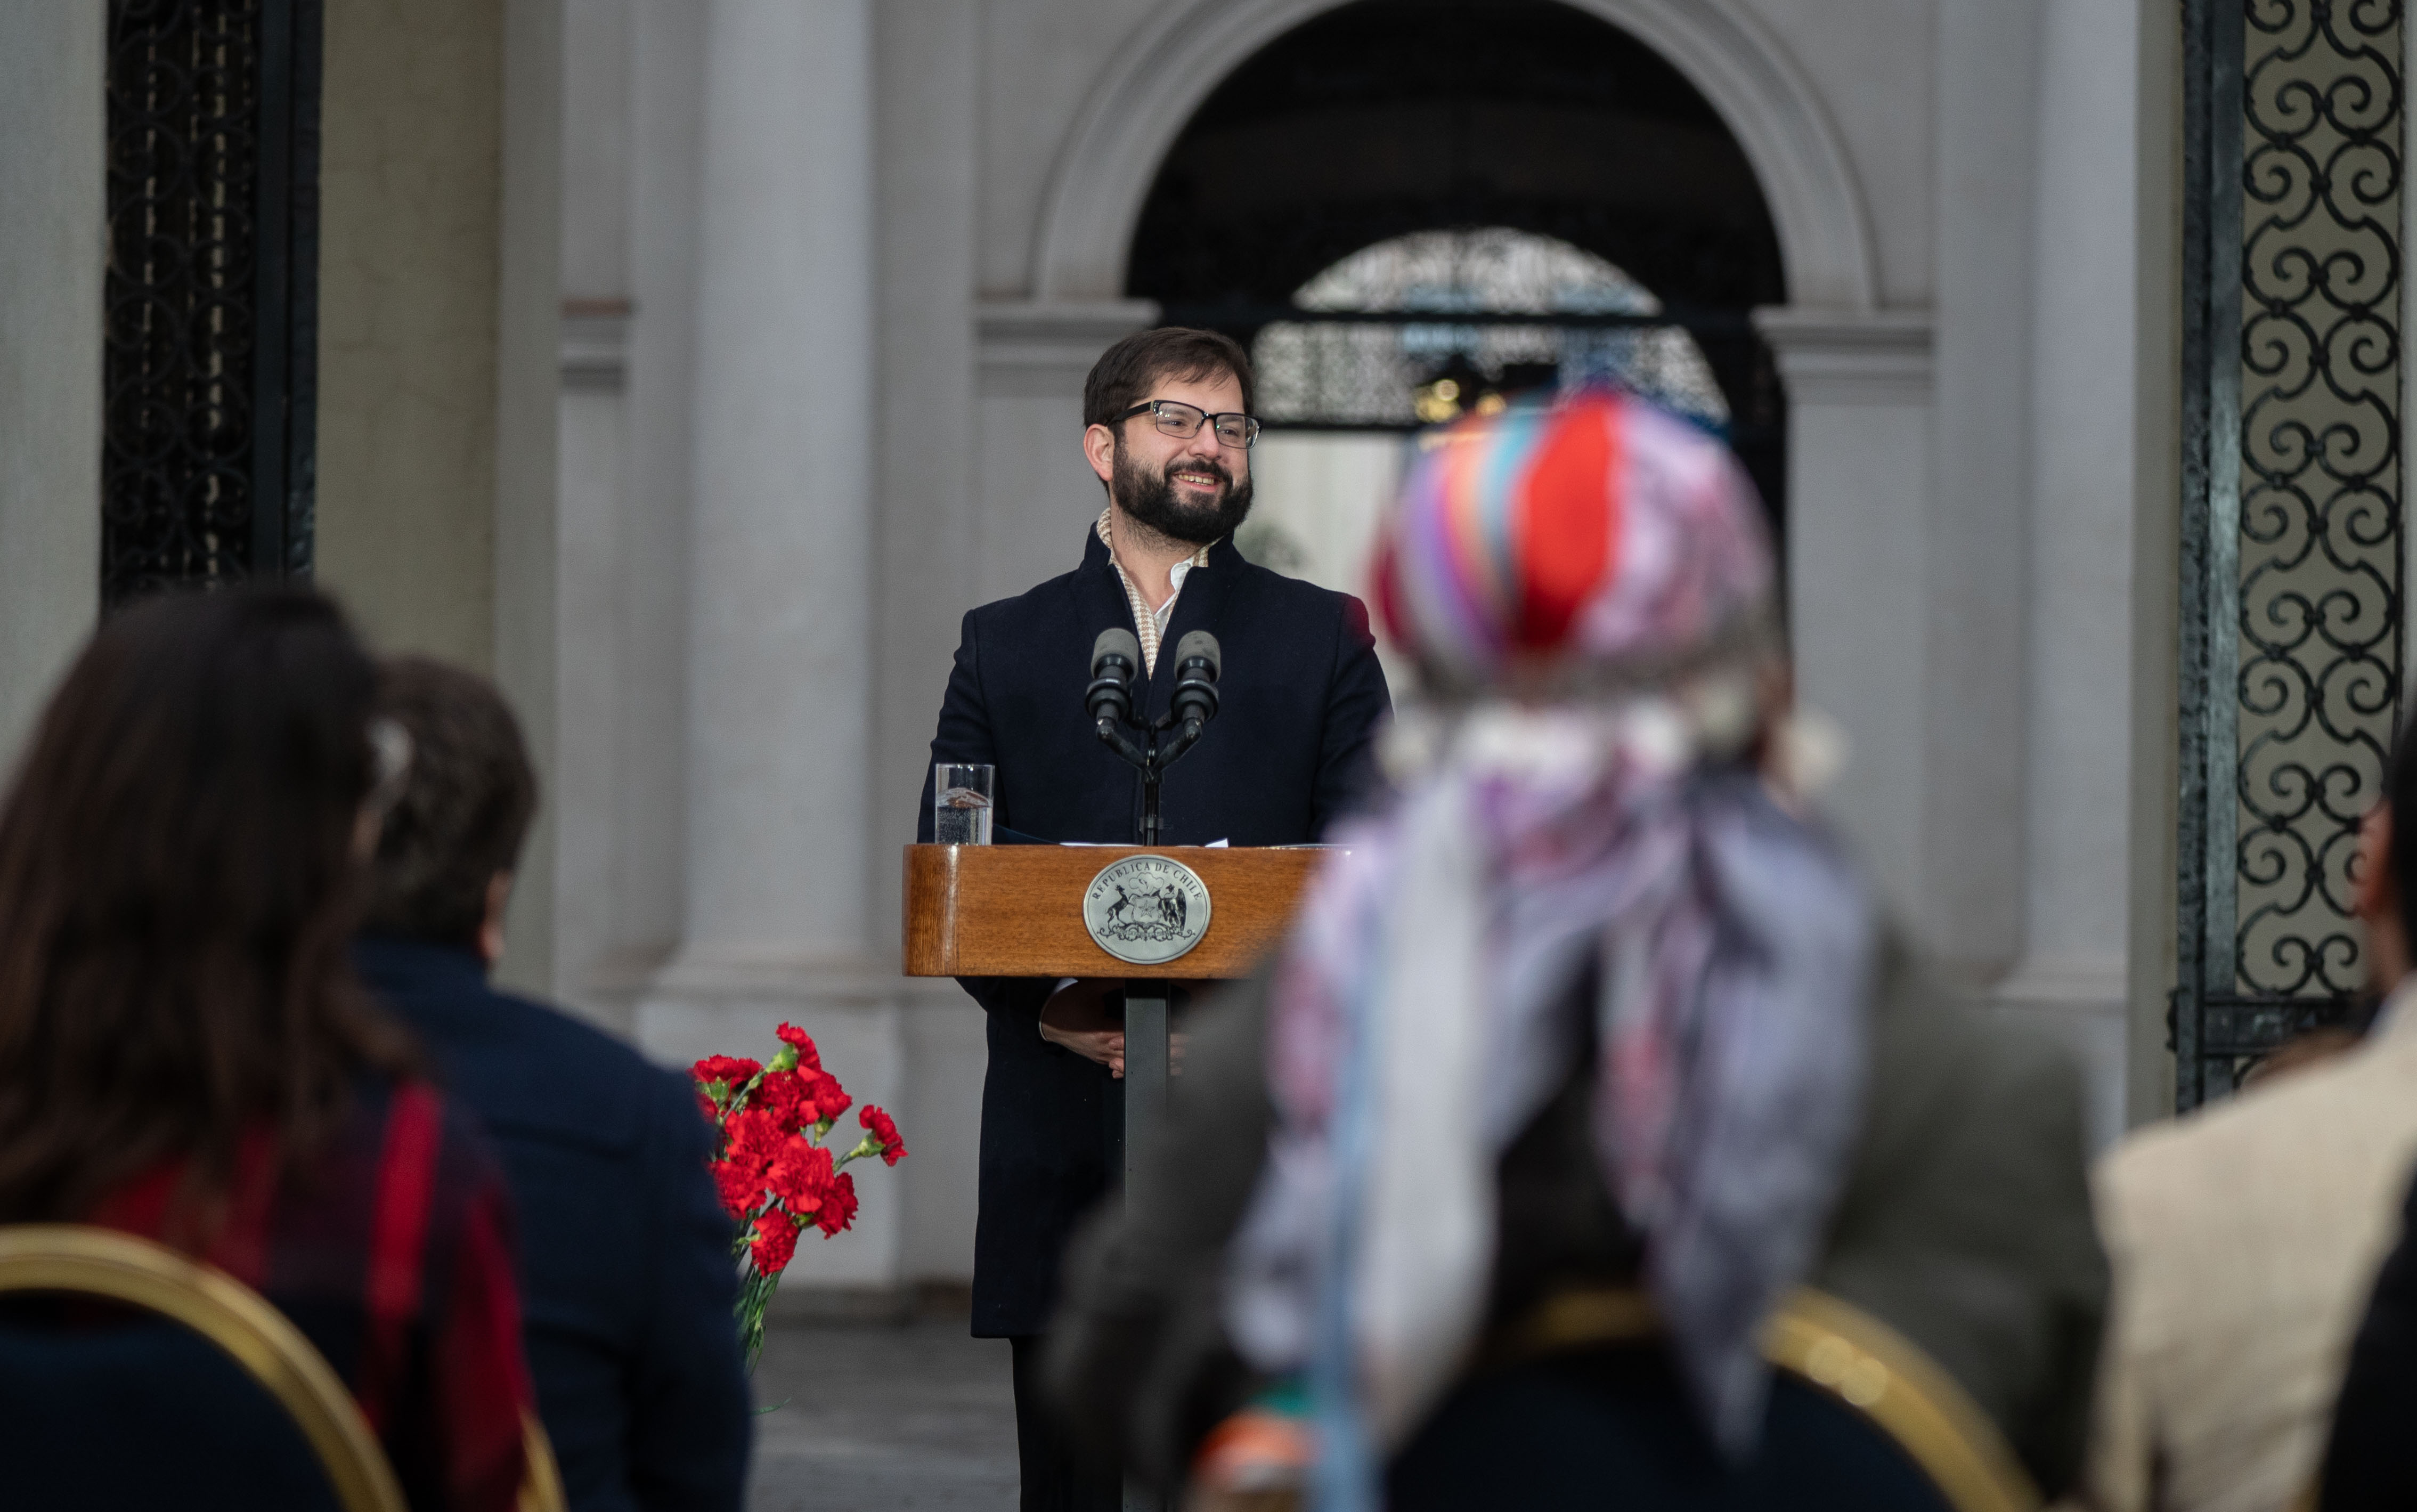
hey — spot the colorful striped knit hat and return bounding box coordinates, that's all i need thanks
[1371,388,1777,690]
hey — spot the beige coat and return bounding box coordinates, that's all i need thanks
[2086,987,2417,1512]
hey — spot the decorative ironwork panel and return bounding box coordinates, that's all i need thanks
[2178,0,2405,1107]
[103,0,322,603]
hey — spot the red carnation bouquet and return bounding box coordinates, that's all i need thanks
[695,1023,908,1367]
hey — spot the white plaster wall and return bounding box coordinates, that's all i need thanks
[553,356,630,1028]
[493,0,567,1001]
[973,303,1157,603]
[548,0,639,1028]
[315,0,506,673]
[606,0,705,992]
[0,3,102,774]
[1735,0,1936,305]
[875,0,992,1282]
[1758,312,1936,922]
[975,0,1155,297]
[1999,0,2147,1150]
[1925,0,2040,980]
[2124,0,2184,1127]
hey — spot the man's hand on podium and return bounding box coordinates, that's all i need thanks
[1038,978,1185,1080]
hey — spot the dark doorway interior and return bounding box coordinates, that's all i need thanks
[1126,0,1790,522]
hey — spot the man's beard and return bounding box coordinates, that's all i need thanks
[1112,439,1255,546]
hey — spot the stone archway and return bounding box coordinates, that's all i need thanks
[1029,0,1879,312]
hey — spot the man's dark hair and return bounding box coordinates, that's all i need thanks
[364,657,539,949]
[1081,326,1257,428]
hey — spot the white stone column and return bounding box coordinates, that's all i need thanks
[1928,0,2042,985]
[1754,308,1936,936]
[640,0,893,1288]
[1995,0,2149,1151]
[0,3,102,767]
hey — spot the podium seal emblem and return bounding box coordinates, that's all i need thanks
[1083,854,1212,966]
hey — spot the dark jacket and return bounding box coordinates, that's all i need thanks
[56,1076,531,1512]
[916,525,1391,1336]
[354,937,753,1512]
[2320,1162,2417,1510]
[1045,937,2109,1499]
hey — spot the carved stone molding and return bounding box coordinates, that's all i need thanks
[1031,0,1878,310]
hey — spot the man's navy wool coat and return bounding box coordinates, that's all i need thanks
[916,524,1390,1337]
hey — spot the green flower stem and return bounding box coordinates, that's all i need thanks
[734,1260,782,1376]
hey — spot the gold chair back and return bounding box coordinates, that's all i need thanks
[1503,1282,2042,1512]
[1763,1287,2043,1512]
[0,1223,409,1512]
[519,1411,569,1512]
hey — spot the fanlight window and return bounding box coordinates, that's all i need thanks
[1251,229,1729,428]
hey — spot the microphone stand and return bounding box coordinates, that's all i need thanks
[1086,640,1214,1512]
[1092,711,1209,847]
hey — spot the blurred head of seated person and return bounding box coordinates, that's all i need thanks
[355,656,752,1512]
[2084,727,2417,1512]
[0,588,531,1511]
[1045,390,2108,1510]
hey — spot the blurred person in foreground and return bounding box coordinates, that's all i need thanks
[1045,390,2107,1508]
[2319,1161,2417,1509]
[0,590,530,1509]
[2088,725,2417,1512]
[354,656,752,1512]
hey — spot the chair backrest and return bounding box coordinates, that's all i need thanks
[1764,1288,2042,1512]
[519,1411,568,1512]
[1470,1282,2041,1512]
[0,1223,408,1512]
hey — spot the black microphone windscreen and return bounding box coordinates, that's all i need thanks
[1092,627,1142,679]
[1173,630,1221,679]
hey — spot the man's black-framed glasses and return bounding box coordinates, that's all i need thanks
[1117,399,1261,450]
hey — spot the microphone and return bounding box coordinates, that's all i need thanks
[1087,628,1142,726]
[1169,630,1220,736]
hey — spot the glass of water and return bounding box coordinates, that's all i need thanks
[934,763,995,845]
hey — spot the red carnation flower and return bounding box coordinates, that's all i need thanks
[766,1137,835,1215]
[813,1170,859,1237]
[774,1023,823,1071]
[723,1107,784,1172]
[754,1069,825,1135]
[749,1210,800,1275]
[693,1054,761,1092]
[710,1157,765,1220]
[859,1105,908,1166]
[803,1068,850,1123]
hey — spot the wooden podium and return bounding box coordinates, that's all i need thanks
[904,843,1325,1512]
[901,842,1324,1181]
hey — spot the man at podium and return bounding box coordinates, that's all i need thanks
[915,326,1390,1509]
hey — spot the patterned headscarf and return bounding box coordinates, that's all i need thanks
[1223,391,1874,1509]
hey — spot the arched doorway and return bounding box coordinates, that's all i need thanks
[1122,0,1789,635]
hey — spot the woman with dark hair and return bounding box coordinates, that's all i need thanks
[0,588,532,1509]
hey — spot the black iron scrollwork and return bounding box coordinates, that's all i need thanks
[102,0,321,604]
[2180,0,2403,1107]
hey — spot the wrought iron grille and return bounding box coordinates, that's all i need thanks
[102,0,322,603]
[1162,298,1784,527]
[2176,0,2405,1108]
